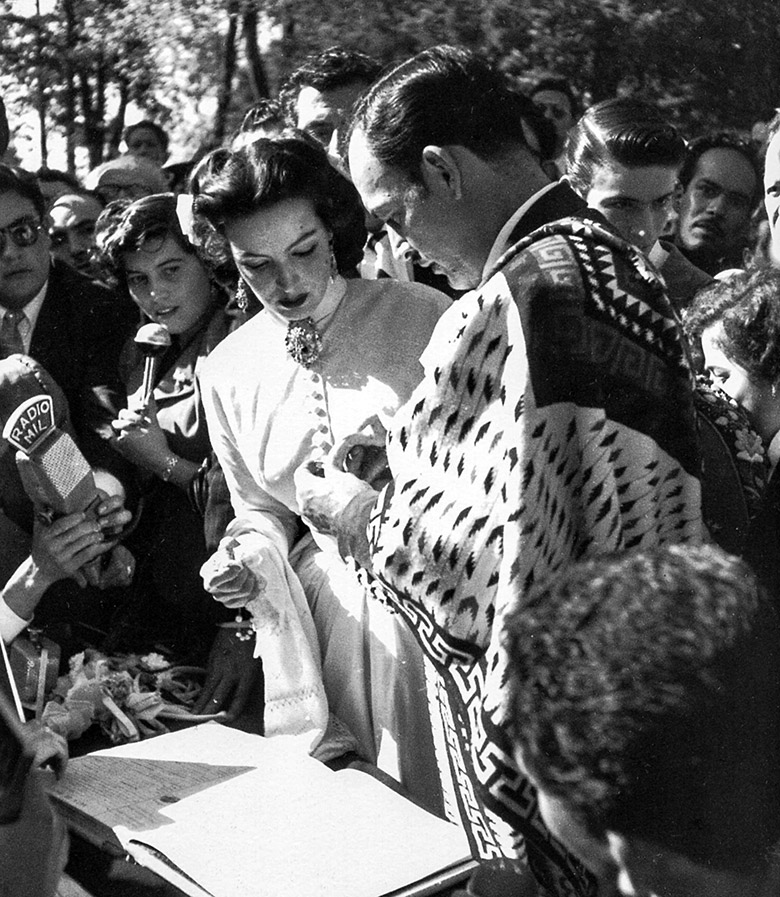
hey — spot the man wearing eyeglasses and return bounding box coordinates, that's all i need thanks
[0,165,137,630]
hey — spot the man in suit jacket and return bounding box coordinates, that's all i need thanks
[0,165,136,618]
[295,46,704,896]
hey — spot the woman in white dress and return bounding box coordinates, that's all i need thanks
[192,136,450,814]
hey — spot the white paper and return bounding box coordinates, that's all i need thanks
[92,723,469,897]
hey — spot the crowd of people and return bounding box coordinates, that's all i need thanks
[1,43,779,897]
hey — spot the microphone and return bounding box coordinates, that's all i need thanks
[134,322,171,405]
[2,393,100,524]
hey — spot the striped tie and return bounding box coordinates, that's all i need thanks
[0,309,25,359]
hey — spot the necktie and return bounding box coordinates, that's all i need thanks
[0,310,25,359]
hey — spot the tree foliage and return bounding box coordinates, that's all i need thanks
[0,0,776,173]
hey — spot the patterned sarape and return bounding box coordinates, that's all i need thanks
[362,217,705,896]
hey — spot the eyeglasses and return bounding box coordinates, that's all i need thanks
[0,218,43,254]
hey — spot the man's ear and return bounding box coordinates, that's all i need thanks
[421,145,462,200]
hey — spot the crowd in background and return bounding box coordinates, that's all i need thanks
[1,42,780,897]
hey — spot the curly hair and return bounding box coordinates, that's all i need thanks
[683,266,780,385]
[94,192,234,295]
[189,134,366,274]
[564,97,686,197]
[501,543,780,873]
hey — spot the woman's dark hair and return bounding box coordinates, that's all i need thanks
[564,97,686,197]
[95,192,233,292]
[683,267,780,385]
[190,134,366,274]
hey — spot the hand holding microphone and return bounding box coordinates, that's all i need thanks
[134,322,171,407]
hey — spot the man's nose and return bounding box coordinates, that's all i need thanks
[705,192,727,215]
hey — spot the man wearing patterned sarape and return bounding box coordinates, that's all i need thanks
[295,47,705,896]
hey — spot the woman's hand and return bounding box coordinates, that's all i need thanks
[23,721,68,779]
[193,626,262,722]
[31,510,113,589]
[200,538,260,608]
[111,397,171,474]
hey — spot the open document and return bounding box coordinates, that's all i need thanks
[48,723,473,897]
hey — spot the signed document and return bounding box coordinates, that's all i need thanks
[49,723,472,897]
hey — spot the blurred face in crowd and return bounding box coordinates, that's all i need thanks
[295,81,368,169]
[94,170,157,206]
[0,190,50,309]
[677,148,756,262]
[122,234,213,335]
[224,196,334,323]
[532,89,576,157]
[763,129,780,266]
[701,321,780,443]
[348,127,482,290]
[49,193,103,275]
[586,162,679,255]
[126,126,167,167]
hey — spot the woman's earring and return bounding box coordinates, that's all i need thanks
[329,237,338,282]
[235,278,248,312]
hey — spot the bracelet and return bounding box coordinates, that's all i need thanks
[160,453,180,482]
[218,612,254,641]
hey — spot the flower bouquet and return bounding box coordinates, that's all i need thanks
[41,649,207,744]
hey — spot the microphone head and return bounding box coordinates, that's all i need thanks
[2,394,56,455]
[2,393,99,519]
[134,322,171,356]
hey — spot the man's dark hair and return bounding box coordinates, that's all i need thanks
[565,97,686,197]
[530,76,580,119]
[123,119,170,156]
[502,543,780,874]
[679,131,763,206]
[35,167,81,192]
[350,45,529,182]
[279,46,382,125]
[0,165,47,219]
[236,99,284,137]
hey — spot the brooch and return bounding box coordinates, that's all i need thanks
[285,317,322,368]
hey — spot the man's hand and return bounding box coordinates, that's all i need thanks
[90,544,135,590]
[31,511,112,589]
[193,626,262,722]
